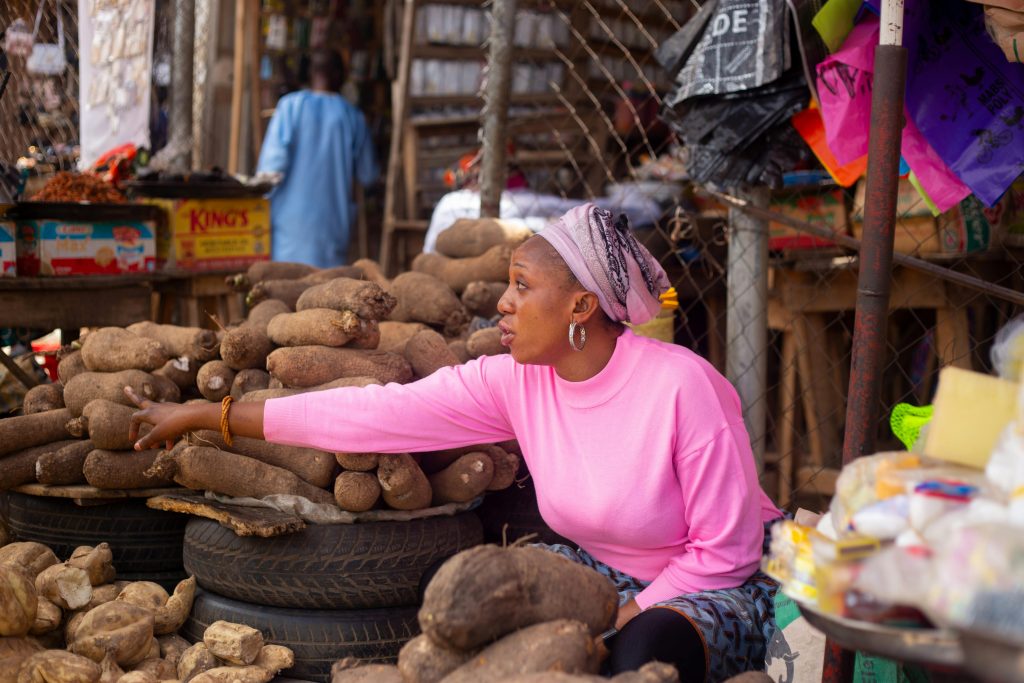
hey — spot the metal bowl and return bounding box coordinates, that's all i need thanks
[956,626,1024,683]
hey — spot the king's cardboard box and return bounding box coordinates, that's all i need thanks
[145,197,270,272]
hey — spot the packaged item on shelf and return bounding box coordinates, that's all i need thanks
[145,197,270,272]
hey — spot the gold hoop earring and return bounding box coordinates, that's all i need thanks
[569,320,586,351]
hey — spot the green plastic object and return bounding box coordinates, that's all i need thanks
[890,403,934,451]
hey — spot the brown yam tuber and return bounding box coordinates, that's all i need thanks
[466,327,507,358]
[117,670,156,683]
[64,371,178,417]
[129,659,175,681]
[396,634,473,683]
[83,450,173,490]
[377,454,432,510]
[404,330,460,379]
[196,362,236,402]
[58,352,88,385]
[153,357,201,393]
[23,384,64,415]
[484,445,520,491]
[238,375,381,402]
[295,278,397,321]
[434,218,532,259]
[81,329,169,373]
[0,440,80,490]
[447,340,471,364]
[97,654,123,683]
[155,577,195,635]
[0,637,44,683]
[202,621,263,666]
[17,650,102,683]
[187,430,335,488]
[0,410,76,458]
[245,280,313,310]
[352,258,389,288]
[189,666,272,683]
[113,583,166,613]
[333,472,381,512]
[72,602,154,667]
[164,446,335,505]
[267,309,365,347]
[501,662,681,683]
[64,613,86,649]
[29,598,61,636]
[460,281,508,319]
[412,245,513,295]
[440,619,600,683]
[428,453,493,505]
[377,322,430,354]
[0,544,59,578]
[334,453,379,471]
[67,545,115,587]
[266,346,412,387]
[126,323,219,363]
[176,643,217,683]
[252,645,293,675]
[388,272,470,337]
[229,262,316,291]
[82,583,126,611]
[75,400,139,450]
[219,328,273,372]
[419,545,618,651]
[345,319,381,350]
[330,663,402,683]
[156,635,190,667]
[229,369,271,401]
[0,564,37,637]
[34,564,91,611]
[300,265,365,284]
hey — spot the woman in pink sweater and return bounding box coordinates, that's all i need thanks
[130,203,782,681]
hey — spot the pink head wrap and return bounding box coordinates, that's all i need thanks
[538,203,671,325]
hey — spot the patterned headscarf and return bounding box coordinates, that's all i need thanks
[539,203,670,325]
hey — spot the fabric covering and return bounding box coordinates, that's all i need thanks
[538,203,671,325]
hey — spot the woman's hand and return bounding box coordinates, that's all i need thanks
[125,386,207,451]
[615,598,641,631]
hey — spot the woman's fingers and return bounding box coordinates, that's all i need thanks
[124,386,151,409]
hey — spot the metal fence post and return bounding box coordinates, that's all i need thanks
[168,0,196,171]
[479,0,516,219]
[727,186,770,474]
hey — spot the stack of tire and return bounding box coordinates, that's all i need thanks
[180,512,484,683]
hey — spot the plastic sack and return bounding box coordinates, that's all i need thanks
[25,0,66,76]
[990,313,1024,381]
[851,545,935,616]
[830,452,923,535]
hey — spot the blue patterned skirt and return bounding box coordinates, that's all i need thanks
[535,520,782,682]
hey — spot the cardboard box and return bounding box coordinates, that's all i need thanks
[0,221,15,277]
[147,197,270,272]
[769,188,849,250]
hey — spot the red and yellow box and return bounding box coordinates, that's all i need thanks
[769,188,849,250]
[0,221,15,277]
[147,197,270,272]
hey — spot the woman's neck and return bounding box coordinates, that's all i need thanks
[554,324,623,382]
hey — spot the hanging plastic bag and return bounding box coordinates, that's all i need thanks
[3,18,35,57]
[25,0,66,76]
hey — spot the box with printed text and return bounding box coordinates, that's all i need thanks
[146,197,270,272]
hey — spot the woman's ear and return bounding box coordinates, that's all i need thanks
[572,292,602,324]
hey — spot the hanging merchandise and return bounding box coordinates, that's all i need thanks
[3,18,35,58]
[26,0,67,76]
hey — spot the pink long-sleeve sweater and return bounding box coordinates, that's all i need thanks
[264,329,781,609]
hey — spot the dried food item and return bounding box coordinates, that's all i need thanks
[31,173,126,204]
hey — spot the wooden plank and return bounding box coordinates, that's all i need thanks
[795,466,839,497]
[228,0,248,173]
[777,267,949,313]
[0,348,38,389]
[0,287,152,329]
[935,303,972,370]
[147,493,306,537]
[777,331,798,508]
[14,484,183,499]
[793,313,842,470]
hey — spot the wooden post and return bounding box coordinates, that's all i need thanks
[228,0,247,174]
[479,0,517,217]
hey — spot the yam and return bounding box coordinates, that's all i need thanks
[229,370,271,401]
[404,330,460,379]
[296,278,397,322]
[412,245,513,294]
[155,577,195,635]
[175,644,217,683]
[75,400,140,450]
[333,472,381,512]
[388,273,469,337]
[352,258,389,288]
[447,340,471,364]
[0,544,59,578]
[266,346,412,387]
[0,410,76,458]
[126,323,219,363]
[499,662,680,683]
[417,450,466,476]
[64,371,179,417]
[64,613,87,649]
[189,667,271,683]
[419,545,618,650]
[228,262,316,291]
[0,440,80,490]
[245,280,313,310]
[83,450,173,490]
[114,583,166,614]
[98,653,124,683]
[164,446,335,505]
[34,564,91,611]
[81,329,169,373]
[0,564,37,636]
[202,621,262,665]
[17,650,101,683]
[129,659,175,681]
[299,265,365,284]
[82,583,126,611]
[23,384,64,415]
[155,636,189,667]
[434,218,532,259]
[466,327,507,358]
[0,638,44,683]
[28,599,60,637]
[187,430,335,488]
[346,319,380,350]
[267,309,364,347]
[427,453,493,505]
[237,375,382,402]
[460,281,507,319]
[35,440,93,485]
[334,453,379,472]
[396,634,473,683]
[219,328,273,372]
[439,620,599,683]
[67,545,115,587]
[252,645,293,676]
[377,455,432,510]
[377,322,429,354]
[484,445,520,491]
[330,663,401,683]
[196,362,235,402]
[116,671,156,683]
[242,300,291,335]
[72,602,154,667]
[153,357,201,393]
[57,352,88,385]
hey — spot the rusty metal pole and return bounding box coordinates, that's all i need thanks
[479,0,516,218]
[825,2,908,682]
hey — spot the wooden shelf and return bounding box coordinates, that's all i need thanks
[409,92,565,106]
[411,43,566,61]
